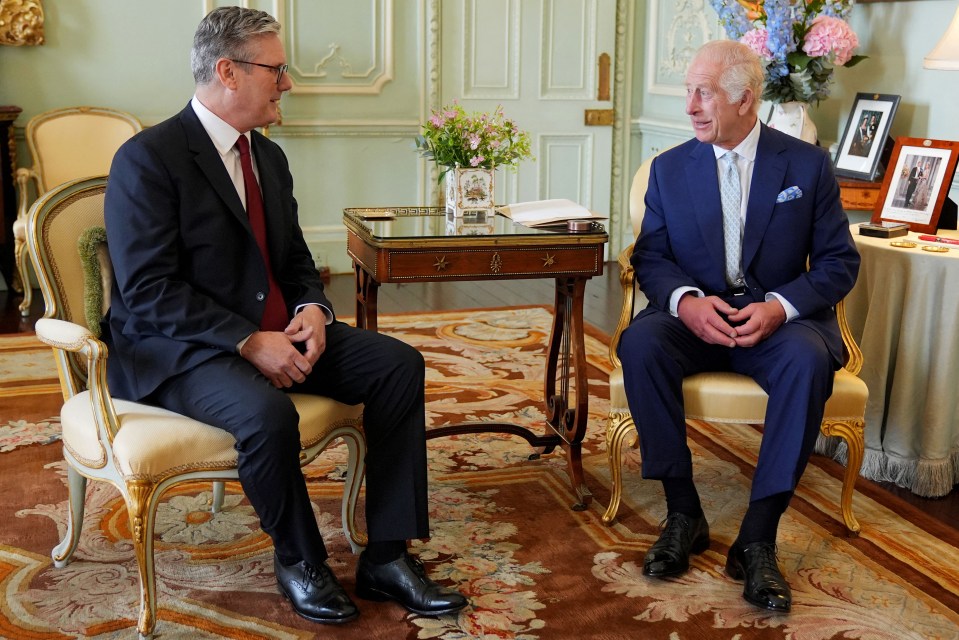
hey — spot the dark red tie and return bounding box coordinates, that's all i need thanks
[235,135,288,331]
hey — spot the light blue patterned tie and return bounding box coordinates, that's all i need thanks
[720,151,743,286]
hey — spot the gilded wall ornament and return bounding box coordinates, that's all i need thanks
[0,0,44,46]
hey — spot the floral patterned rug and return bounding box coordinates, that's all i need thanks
[1,307,957,639]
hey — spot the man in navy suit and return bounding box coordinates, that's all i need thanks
[103,6,466,625]
[618,40,859,612]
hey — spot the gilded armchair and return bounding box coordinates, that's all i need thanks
[14,106,142,316]
[26,175,368,639]
[603,156,867,535]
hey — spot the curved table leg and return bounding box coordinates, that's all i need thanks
[544,276,593,509]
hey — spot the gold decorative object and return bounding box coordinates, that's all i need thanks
[922,245,949,252]
[490,252,502,273]
[890,241,917,248]
[542,253,556,267]
[433,255,449,271]
[0,0,44,46]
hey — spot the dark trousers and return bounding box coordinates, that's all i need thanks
[617,307,835,502]
[151,321,429,567]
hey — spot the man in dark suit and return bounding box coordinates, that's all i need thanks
[103,6,467,625]
[617,41,859,612]
[904,163,922,207]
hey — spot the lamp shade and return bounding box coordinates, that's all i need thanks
[924,4,959,70]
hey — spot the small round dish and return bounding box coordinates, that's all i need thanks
[889,241,916,248]
[921,245,949,253]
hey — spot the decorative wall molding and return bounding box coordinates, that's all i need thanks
[646,0,714,97]
[0,0,44,46]
[538,134,593,203]
[463,0,520,100]
[278,0,395,95]
[264,123,419,137]
[540,0,597,100]
[608,0,633,256]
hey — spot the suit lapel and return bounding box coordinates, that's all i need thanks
[685,143,726,273]
[181,104,251,231]
[742,125,787,272]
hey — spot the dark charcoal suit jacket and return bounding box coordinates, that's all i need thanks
[103,102,332,401]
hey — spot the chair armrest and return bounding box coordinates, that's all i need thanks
[35,317,95,348]
[609,243,635,369]
[835,299,862,376]
[15,167,40,222]
[35,318,121,442]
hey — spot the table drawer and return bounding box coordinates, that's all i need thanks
[386,246,602,280]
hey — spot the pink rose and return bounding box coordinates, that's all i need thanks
[740,28,772,59]
[803,15,859,66]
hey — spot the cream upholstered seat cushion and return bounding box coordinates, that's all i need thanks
[62,392,365,480]
[682,369,868,424]
[609,368,868,425]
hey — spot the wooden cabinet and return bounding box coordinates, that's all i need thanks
[0,106,22,289]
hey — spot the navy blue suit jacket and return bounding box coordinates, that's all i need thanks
[632,124,860,365]
[103,102,332,401]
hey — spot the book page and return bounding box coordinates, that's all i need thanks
[495,199,607,227]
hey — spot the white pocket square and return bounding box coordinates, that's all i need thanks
[776,186,803,203]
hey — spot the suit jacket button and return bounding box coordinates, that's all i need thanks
[256,292,266,301]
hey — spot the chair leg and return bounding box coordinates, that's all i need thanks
[14,237,32,317]
[820,418,864,536]
[602,412,638,526]
[125,479,160,640]
[211,481,225,513]
[340,426,368,553]
[52,465,87,568]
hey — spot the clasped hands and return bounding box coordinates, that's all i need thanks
[677,293,785,348]
[239,304,328,388]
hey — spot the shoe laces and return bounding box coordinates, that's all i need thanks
[749,543,781,575]
[659,514,692,541]
[303,562,330,587]
[405,552,429,581]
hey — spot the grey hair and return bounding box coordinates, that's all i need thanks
[695,40,765,115]
[191,6,281,85]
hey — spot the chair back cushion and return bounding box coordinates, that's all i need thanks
[27,107,141,192]
[27,176,109,390]
[628,156,655,239]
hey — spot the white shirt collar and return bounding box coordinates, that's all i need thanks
[713,118,761,162]
[190,95,248,156]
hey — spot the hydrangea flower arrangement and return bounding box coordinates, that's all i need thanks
[709,0,866,104]
[415,101,533,179]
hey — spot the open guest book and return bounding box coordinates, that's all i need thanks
[495,198,607,228]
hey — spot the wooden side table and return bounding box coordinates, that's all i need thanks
[839,178,881,212]
[343,207,608,508]
[0,106,22,290]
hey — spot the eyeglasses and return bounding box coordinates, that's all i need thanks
[229,59,289,84]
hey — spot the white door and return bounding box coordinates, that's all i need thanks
[439,0,617,217]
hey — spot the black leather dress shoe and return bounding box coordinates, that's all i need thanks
[725,541,792,612]
[643,512,710,577]
[355,551,469,616]
[274,555,359,624]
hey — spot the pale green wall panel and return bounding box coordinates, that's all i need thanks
[0,0,201,123]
